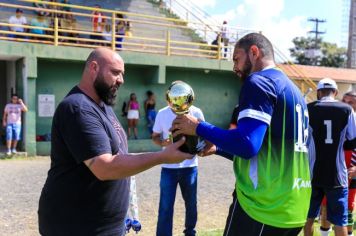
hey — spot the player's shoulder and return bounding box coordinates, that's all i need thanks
[58,86,97,114]
[308,100,353,115]
[246,69,280,92]
[315,99,351,110]
[332,101,353,111]
[307,101,318,109]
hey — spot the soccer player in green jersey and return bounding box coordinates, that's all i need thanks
[172,33,311,236]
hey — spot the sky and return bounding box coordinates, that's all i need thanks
[188,0,347,60]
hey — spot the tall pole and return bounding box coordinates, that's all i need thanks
[308,18,326,65]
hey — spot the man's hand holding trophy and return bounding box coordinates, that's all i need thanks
[166,81,206,155]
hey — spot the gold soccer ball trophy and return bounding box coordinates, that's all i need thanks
[166,81,205,154]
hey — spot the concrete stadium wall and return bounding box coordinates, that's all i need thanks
[0,61,6,145]
[0,61,6,112]
[0,41,238,156]
[35,60,239,140]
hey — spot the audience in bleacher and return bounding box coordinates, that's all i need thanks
[125,21,132,38]
[91,4,105,45]
[4,1,129,47]
[103,24,113,44]
[47,0,59,18]
[60,0,71,12]
[116,13,126,49]
[59,12,78,43]
[8,8,27,38]
[33,0,50,17]
[30,12,49,40]
[3,1,132,47]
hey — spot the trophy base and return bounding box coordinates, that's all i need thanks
[173,134,199,155]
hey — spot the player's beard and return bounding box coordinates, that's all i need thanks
[94,73,118,106]
[236,57,252,81]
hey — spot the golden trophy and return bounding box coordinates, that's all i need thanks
[166,81,205,154]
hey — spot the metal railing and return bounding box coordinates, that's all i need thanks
[0,0,316,95]
[0,0,243,59]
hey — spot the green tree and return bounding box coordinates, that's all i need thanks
[320,41,347,67]
[289,37,346,68]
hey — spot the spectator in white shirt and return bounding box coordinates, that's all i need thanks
[8,9,27,38]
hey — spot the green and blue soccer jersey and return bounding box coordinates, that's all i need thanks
[234,68,311,228]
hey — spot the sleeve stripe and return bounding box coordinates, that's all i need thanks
[238,109,271,125]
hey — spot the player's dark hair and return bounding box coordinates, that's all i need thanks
[318,88,336,97]
[235,33,275,60]
[11,93,18,98]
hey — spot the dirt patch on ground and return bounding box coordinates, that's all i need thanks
[0,155,235,236]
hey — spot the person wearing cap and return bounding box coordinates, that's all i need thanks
[304,78,356,236]
[318,90,356,236]
[8,9,27,38]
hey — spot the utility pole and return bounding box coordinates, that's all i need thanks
[308,18,326,48]
[308,18,326,65]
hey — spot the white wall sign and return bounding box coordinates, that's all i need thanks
[38,94,55,117]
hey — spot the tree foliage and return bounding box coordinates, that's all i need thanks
[289,37,346,68]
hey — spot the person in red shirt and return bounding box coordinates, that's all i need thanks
[91,4,105,44]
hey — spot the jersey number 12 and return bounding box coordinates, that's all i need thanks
[295,104,309,152]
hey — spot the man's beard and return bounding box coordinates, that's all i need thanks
[237,58,252,81]
[94,73,118,106]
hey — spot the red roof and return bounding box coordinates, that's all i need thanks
[277,64,356,83]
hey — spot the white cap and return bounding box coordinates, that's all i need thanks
[317,78,338,91]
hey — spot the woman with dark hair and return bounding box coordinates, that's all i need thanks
[127,93,139,139]
[144,90,156,134]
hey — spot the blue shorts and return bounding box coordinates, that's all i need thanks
[6,123,21,141]
[307,186,348,226]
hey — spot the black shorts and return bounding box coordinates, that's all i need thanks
[223,191,302,236]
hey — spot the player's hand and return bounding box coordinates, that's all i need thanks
[198,140,216,157]
[348,166,356,179]
[160,138,172,147]
[160,137,194,163]
[171,114,200,137]
[18,98,23,104]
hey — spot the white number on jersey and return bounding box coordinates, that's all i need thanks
[295,104,309,152]
[324,120,333,144]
